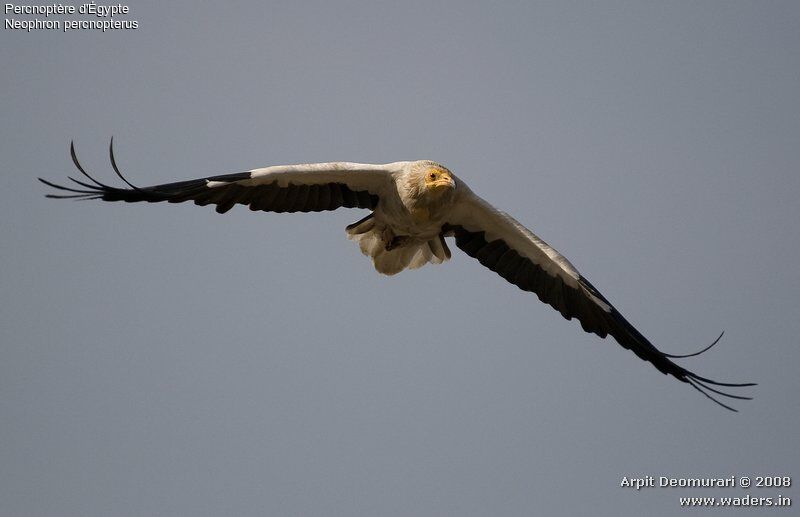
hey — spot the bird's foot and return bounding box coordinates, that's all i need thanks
[385,235,410,251]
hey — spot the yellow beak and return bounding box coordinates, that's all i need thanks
[430,176,455,190]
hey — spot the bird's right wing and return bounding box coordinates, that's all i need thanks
[40,141,402,214]
[443,187,755,410]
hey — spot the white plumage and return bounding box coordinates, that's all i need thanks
[40,141,755,411]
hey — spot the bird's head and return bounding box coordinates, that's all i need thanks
[400,161,457,208]
[423,164,455,193]
[417,162,455,198]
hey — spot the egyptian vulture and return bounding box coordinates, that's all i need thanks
[40,141,754,411]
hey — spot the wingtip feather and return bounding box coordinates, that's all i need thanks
[108,137,140,191]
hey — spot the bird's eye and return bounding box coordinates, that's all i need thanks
[429,173,437,180]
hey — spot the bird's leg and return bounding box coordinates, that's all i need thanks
[383,227,411,251]
[386,236,412,251]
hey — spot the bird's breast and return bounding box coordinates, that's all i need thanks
[375,192,451,239]
[410,206,431,224]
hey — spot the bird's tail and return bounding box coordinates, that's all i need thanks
[345,215,450,275]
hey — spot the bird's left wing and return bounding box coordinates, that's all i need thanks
[40,141,400,214]
[443,187,754,410]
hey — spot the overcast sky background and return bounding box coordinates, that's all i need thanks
[2,1,799,515]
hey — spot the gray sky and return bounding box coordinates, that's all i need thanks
[2,1,798,515]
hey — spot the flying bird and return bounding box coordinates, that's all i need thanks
[40,141,755,410]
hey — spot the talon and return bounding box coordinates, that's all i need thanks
[385,235,409,251]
